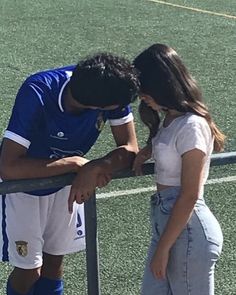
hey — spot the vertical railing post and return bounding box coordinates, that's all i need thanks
[84,192,100,295]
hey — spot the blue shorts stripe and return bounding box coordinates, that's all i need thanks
[1,195,9,261]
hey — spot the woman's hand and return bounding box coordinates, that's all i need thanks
[132,145,152,175]
[150,246,170,280]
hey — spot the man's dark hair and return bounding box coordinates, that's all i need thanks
[69,53,140,107]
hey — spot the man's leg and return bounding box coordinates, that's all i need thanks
[7,267,40,295]
[4,193,44,295]
[33,187,86,295]
[34,253,64,295]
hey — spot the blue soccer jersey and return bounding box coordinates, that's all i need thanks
[4,65,133,195]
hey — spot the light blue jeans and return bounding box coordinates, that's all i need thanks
[141,187,223,295]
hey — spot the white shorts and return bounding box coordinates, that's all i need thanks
[0,186,85,269]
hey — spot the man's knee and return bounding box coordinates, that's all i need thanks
[41,253,64,279]
[8,267,41,294]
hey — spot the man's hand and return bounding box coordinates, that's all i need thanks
[68,161,112,213]
[67,121,138,212]
[69,156,90,171]
[132,145,152,175]
[96,173,112,188]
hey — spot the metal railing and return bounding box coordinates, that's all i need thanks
[0,151,236,294]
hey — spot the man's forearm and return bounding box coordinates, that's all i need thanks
[91,145,138,175]
[0,156,88,180]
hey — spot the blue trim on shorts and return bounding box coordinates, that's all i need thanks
[1,195,9,261]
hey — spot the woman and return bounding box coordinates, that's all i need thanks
[133,44,225,295]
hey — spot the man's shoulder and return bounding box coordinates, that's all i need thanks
[18,65,76,100]
[14,65,76,107]
[26,65,75,83]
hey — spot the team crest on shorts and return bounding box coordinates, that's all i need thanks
[96,112,105,131]
[15,241,28,257]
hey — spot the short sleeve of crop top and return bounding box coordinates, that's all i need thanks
[175,118,212,156]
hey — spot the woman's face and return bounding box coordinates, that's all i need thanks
[140,94,163,112]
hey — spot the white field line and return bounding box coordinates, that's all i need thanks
[97,175,236,200]
[148,0,236,20]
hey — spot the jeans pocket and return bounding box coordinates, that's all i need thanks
[150,194,158,220]
[160,195,177,214]
[150,194,160,235]
[194,205,223,247]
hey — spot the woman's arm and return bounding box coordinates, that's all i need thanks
[132,144,152,175]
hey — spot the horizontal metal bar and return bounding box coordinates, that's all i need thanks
[0,152,236,195]
[210,151,236,166]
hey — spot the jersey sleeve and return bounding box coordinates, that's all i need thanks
[107,105,133,126]
[176,120,212,156]
[4,80,44,148]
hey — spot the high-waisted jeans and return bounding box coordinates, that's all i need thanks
[141,187,223,295]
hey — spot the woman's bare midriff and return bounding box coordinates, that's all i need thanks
[156,183,175,192]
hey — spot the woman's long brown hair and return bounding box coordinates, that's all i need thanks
[134,44,225,152]
[138,100,161,144]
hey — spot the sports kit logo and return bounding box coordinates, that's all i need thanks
[49,148,84,159]
[50,132,68,140]
[76,212,83,236]
[15,241,28,257]
[74,212,85,240]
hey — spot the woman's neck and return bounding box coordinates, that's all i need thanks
[163,110,185,127]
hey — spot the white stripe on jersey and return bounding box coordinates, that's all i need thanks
[109,112,134,126]
[4,130,30,148]
[58,78,71,112]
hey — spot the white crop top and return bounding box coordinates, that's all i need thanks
[152,113,214,186]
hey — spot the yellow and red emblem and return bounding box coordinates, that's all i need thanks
[15,241,28,257]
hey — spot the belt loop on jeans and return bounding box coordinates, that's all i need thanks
[151,192,160,206]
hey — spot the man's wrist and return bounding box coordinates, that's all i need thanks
[87,158,112,174]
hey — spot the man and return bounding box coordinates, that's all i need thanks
[0,53,139,295]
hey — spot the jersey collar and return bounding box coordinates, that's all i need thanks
[58,71,72,112]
